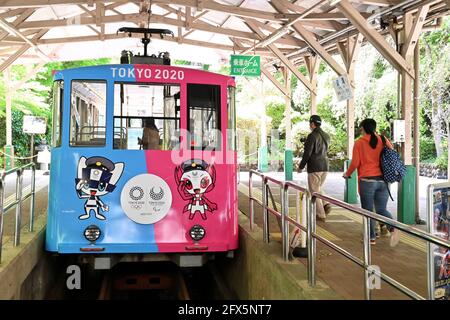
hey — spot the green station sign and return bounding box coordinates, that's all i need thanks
[230,55,260,77]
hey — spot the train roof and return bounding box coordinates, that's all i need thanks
[53,64,236,86]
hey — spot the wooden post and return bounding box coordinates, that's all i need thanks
[284,67,292,150]
[401,12,413,166]
[5,67,12,147]
[5,67,14,168]
[338,34,363,159]
[283,67,293,180]
[305,55,320,115]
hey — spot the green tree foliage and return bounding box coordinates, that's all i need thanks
[0,58,111,166]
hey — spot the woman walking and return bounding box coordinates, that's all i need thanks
[343,119,400,246]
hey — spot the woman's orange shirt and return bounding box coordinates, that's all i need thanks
[345,134,393,180]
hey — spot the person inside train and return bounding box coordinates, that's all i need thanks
[140,118,160,150]
[343,118,400,246]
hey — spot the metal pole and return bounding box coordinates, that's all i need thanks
[300,192,307,248]
[14,168,23,246]
[0,178,5,262]
[29,164,36,232]
[262,178,269,244]
[363,216,372,300]
[281,186,289,261]
[249,171,254,230]
[308,196,316,286]
[413,40,421,222]
[30,134,34,163]
[426,185,435,300]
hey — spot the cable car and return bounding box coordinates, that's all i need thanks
[46,29,238,267]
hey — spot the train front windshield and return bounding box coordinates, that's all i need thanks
[47,65,238,255]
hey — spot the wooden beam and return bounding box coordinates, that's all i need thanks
[403,4,430,57]
[0,0,129,8]
[0,8,34,42]
[152,0,279,21]
[271,0,347,76]
[244,19,315,94]
[304,55,321,115]
[185,6,191,30]
[0,8,27,18]
[274,12,372,21]
[0,44,30,72]
[270,0,342,31]
[0,17,49,61]
[34,32,236,52]
[17,13,262,43]
[261,66,291,99]
[349,0,402,6]
[177,9,182,43]
[332,0,415,79]
[242,19,306,47]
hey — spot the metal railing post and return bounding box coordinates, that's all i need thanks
[281,185,289,261]
[363,216,372,300]
[308,195,316,286]
[29,164,36,232]
[249,171,254,230]
[14,168,23,246]
[262,177,269,244]
[0,177,5,262]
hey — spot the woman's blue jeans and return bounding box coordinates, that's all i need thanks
[359,179,393,240]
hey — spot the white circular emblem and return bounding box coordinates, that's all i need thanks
[120,174,172,224]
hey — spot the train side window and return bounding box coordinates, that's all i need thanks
[227,86,236,151]
[113,83,180,150]
[52,80,63,147]
[69,81,106,147]
[187,84,221,151]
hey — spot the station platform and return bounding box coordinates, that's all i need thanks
[237,171,438,299]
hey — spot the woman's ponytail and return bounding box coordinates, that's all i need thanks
[360,119,378,149]
[369,132,378,149]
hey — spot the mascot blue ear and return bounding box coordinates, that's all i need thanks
[109,162,124,186]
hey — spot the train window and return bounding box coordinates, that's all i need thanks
[113,83,180,150]
[52,80,63,147]
[227,86,236,151]
[187,84,221,150]
[69,81,106,147]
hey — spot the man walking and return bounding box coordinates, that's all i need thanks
[298,115,331,221]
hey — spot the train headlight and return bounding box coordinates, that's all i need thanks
[189,225,205,242]
[84,225,101,242]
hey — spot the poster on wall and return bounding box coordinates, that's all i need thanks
[428,184,450,300]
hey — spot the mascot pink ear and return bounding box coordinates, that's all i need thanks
[205,164,216,192]
[174,165,183,185]
[209,165,216,184]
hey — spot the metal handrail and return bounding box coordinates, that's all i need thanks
[247,169,450,300]
[313,193,450,249]
[0,163,36,263]
[248,170,311,262]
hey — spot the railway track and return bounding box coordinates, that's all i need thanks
[98,263,190,300]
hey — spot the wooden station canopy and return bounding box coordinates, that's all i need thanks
[0,1,448,70]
